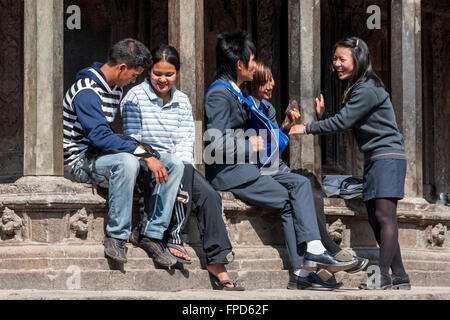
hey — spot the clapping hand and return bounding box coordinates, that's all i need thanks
[282,100,301,130]
[315,94,325,119]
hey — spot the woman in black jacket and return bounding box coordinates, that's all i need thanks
[290,37,410,290]
[247,60,369,281]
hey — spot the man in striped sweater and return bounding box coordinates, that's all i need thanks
[63,39,183,267]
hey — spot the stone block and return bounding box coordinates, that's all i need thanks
[29,212,66,243]
[90,212,106,242]
[398,224,419,248]
[349,221,378,247]
[226,214,284,246]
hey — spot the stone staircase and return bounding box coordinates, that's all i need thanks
[0,244,449,291]
[0,177,449,293]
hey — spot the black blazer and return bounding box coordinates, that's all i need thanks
[204,77,261,190]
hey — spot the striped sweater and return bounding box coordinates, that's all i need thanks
[121,79,195,164]
[63,63,137,168]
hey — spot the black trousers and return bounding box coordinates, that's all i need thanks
[165,164,233,265]
[227,170,321,269]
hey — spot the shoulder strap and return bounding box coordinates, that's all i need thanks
[205,81,255,108]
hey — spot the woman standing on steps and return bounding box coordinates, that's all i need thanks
[289,37,411,290]
[245,60,369,281]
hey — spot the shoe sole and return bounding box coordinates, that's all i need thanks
[346,258,370,274]
[287,282,336,291]
[104,250,127,263]
[302,259,358,272]
[391,283,411,290]
[152,257,177,268]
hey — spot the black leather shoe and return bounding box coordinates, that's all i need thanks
[392,273,411,290]
[287,272,343,291]
[303,250,358,272]
[345,257,369,274]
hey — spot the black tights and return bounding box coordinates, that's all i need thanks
[365,198,407,279]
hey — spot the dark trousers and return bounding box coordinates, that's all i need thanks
[226,171,321,269]
[166,164,233,265]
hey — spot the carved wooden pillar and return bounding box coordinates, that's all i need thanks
[168,0,205,171]
[391,0,423,198]
[287,0,322,177]
[23,0,64,177]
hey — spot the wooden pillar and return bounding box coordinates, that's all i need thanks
[287,0,322,177]
[168,0,205,171]
[391,0,423,197]
[23,0,63,176]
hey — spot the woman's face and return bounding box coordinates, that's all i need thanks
[256,71,275,101]
[333,46,354,81]
[149,61,177,97]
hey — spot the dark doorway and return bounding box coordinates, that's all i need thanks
[0,0,24,183]
[63,0,168,133]
[421,0,450,202]
[204,0,288,126]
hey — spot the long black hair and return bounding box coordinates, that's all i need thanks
[150,44,180,71]
[332,37,384,89]
[215,30,257,81]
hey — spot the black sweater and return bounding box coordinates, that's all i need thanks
[306,79,405,163]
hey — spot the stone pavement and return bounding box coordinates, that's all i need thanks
[1,287,450,300]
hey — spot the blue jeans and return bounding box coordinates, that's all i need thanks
[72,152,184,241]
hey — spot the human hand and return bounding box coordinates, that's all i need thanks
[315,94,325,119]
[283,100,301,130]
[288,124,306,136]
[249,136,265,152]
[143,157,168,184]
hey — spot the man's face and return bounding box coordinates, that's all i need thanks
[117,64,144,87]
[238,52,256,82]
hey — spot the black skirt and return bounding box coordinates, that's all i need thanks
[363,158,407,202]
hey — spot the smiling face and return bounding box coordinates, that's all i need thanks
[333,46,355,81]
[149,60,177,99]
[255,71,275,101]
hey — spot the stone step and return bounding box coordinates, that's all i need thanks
[0,267,448,291]
[2,287,450,300]
[1,256,449,274]
[0,245,449,272]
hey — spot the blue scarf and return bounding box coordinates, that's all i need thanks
[206,81,289,168]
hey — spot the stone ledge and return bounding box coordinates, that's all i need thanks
[0,178,448,249]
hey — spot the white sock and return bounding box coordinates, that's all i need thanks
[306,240,326,255]
[294,268,311,277]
